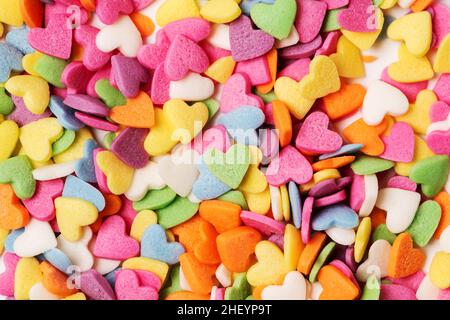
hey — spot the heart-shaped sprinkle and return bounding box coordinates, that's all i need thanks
[203,144,251,189]
[111,128,149,169]
[94,215,140,260]
[410,155,449,198]
[96,16,143,58]
[111,92,155,129]
[296,112,343,155]
[28,14,72,59]
[164,35,209,81]
[0,184,30,230]
[318,264,360,300]
[229,15,275,62]
[261,271,307,300]
[5,75,50,115]
[387,11,432,57]
[141,224,185,264]
[157,146,199,197]
[250,0,297,40]
[0,43,23,83]
[20,118,64,162]
[376,188,421,234]
[247,240,289,286]
[96,150,135,195]
[266,145,313,186]
[380,122,415,162]
[338,0,377,32]
[362,80,409,126]
[0,155,36,200]
[74,25,112,72]
[55,197,99,242]
[22,179,63,221]
[312,204,359,231]
[13,218,57,257]
[388,233,425,279]
[220,73,264,113]
[111,55,150,98]
[115,269,158,300]
[96,0,134,25]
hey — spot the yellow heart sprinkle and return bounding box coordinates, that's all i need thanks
[280,184,290,222]
[341,8,384,51]
[144,108,178,156]
[396,90,437,135]
[434,34,450,73]
[96,150,134,195]
[388,43,434,83]
[429,251,450,289]
[22,52,44,77]
[5,75,50,115]
[156,0,200,27]
[284,224,304,271]
[330,36,365,78]
[247,240,289,286]
[122,257,169,283]
[243,186,271,215]
[0,0,23,27]
[0,120,19,161]
[0,226,8,254]
[274,76,315,120]
[380,0,398,9]
[63,293,86,300]
[205,56,236,84]
[387,11,432,57]
[299,55,341,100]
[354,217,371,263]
[20,118,63,162]
[130,210,158,241]
[200,0,242,24]
[0,23,4,37]
[14,257,43,300]
[394,135,434,176]
[54,128,93,164]
[239,146,267,194]
[55,197,99,242]
[300,169,341,192]
[163,99,209,144]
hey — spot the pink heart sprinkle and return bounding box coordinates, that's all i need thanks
[74,25,112,72]
[138,30,171,70]
[23,179,64,221]
[295,0,328,44]
[62,62,94,94]
[380,122,415,162]
[338,0,377,32]
[164,34,210,81]
[28,14,73,59]
[93,215,140,260]
[0,253,21,297]
[115,269,159,300]
[235,55,271,86]
[295,111,343,155]
[266,145,313,186]
[96,0,134,25]
[220,73,264,113]
[164,18,211,42]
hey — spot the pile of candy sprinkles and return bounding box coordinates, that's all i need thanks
[0,0,449,301]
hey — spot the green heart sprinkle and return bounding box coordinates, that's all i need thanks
[351,156,394,175]
[225,273,251,300]
[410,155,449,198]
[406,200,442,247]
[95,79,127,108]
[52,130,76,156]
[0,88,14,115]
[156,196,199,229]
[133,186,177,212]
[0,155,35,199]
[35,54,68,89]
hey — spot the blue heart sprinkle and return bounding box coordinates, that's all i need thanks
[74,139,99,183]
[43,248,73,275]
[288,181,302,229]
[141,224,185,265]
[0,43,24,83]
[192,158,231,200]
[4,228,24,253]
[49,95,85,131]
[312,204,359,231]
[319,144,364,160]
[6,26,35,54]
[218,106,265,146]
[63,175,106,211]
